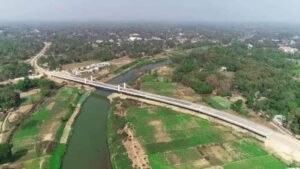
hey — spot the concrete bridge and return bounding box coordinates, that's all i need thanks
[49,71,271,137]
[34,43,300,162]
[48,71,300,162]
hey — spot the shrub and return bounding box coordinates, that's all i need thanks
[192,81,214,94]
[231,99,243,112]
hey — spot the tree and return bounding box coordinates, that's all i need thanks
[290,116,300,135]
[16,77,38,91]
[0,87,21,110]
[192,81,214,94]
[0,144,12,164]
[246,96,254,108]
[231,99,243,112]
[38,79,56,96]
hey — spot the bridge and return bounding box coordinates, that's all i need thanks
[36,43,300,162]
[49,71,272,137]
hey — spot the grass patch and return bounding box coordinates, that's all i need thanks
[232,140,267,158]
[45,144,66,169]
[203,96,232,110]
[107,101,132,169]
[108,99,287,169]
[145,133,222,154]
[141,74,176,96]
[21,92,42,105]
[148,153,173,169]
[224,155,286,169]
[13,107,49,140]
[11,87,85,168]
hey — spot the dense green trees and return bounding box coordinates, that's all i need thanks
[1,78,56,111]
[16,78,56,96]
[0,63,31,81]
[0,37,43,62]
[290,116,300,134]
[0,144,12,164]
[171,45,300,133]
[16,77,38,91]
[0,87,21,110]
[0,36,43,80]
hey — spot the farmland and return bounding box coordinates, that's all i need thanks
[108,98,286,169]
[10,87,87,169]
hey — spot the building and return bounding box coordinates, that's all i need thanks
[278,46,298,54]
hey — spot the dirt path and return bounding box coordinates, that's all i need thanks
[119,125,150,169]
[20,89,40,98]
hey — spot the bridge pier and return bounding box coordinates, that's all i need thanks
[123,83,126,89]
[90,75,93,81]
[118,85,120,92]
[84,78,87,84]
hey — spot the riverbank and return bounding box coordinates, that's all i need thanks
[47,89,91,169]
[107,93,288,169]
[60,58,171,169]
[3,87,87,169]
[60,91,91,144]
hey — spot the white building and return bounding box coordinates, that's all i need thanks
[279,46,298,54]
[128,36,142,41]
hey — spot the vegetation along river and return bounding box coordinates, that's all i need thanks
[61,60,170,169]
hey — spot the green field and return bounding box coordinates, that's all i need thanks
[292,68,300,74]
[108,99,286,169]
[11,87,85,169]
[140,74,176,96]
[203,96,232,110]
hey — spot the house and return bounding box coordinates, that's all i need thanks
[220,66,227,72]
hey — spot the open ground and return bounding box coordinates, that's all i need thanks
[107,94,287,169]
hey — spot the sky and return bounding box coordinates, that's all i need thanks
[0,0,300,23]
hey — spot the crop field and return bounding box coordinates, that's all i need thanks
[140,74,176,96]
[11,87,83,169]
[203,96,232,110]
[108,99,286,169]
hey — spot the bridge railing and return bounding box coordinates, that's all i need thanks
[49,71,270,137]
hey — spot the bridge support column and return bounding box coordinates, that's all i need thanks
[84,78,87,84]
[118,85,120,92]
[90,75,93,81]
[123,83,126,89]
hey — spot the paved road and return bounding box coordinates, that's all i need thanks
[31,42,52,75]
[0,43,50,85]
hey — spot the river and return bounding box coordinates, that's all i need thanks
[61,60,170,169]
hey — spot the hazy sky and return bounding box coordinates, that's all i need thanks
[1,0,300,23]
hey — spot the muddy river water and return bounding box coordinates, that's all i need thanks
[61,60,170,169]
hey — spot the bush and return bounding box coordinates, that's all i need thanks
[218,90,232,97]
[290,116,300,135]
[0,87,21,110]
[16,77,38,91]
[246,96,254,108]
[231,99,243,112]
[0,144,12,164]
[192,81,214,94]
